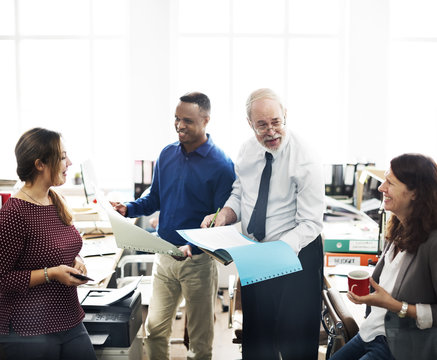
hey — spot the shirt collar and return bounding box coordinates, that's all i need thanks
[178,133,213,158]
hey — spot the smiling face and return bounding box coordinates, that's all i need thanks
[42,141,72,187]
[248,98,286,151]
[174,101,209,153]
[378,168,416,223]
[55,143,72,186]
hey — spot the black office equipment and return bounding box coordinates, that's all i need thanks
[332,164,344,196]
[81,289,142,348]
[134,160,154,199]
[324,164,334,195]
[324,164,357,198]
[343,163,356,197]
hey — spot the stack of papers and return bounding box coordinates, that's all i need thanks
[72,207,101,221]
[80,236,119,257]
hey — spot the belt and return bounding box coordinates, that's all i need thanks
[171,255,186,261]
[170,253,204,261]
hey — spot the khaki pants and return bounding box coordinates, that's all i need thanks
[144,253,218,360]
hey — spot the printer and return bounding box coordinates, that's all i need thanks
[80,287,142,348]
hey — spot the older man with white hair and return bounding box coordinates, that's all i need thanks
[202,88,325,360]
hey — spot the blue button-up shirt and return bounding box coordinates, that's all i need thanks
[126,135,235,254]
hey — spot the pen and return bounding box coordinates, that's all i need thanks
[209,208,221,228]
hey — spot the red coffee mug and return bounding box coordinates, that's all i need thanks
[348,269,370,296]
[0,193,11,208]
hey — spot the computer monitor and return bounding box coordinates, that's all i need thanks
[354,168,385,221]
[80,160,98,204]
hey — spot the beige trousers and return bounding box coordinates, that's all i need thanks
[144,253,218,360]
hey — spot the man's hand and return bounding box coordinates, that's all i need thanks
[200,207,237,228]
[110,201,127,216]
[178,244,192,258]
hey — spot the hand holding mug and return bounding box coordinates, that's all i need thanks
[348,269,370,296]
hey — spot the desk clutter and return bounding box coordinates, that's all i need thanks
[323,195,381,270]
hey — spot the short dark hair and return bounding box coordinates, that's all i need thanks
[387,153,437,253]
[180,92,211,115]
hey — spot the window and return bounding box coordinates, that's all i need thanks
[3,1,437,191]
[0,0,130,189]
[174,0,345,161]
[387,0,437,161]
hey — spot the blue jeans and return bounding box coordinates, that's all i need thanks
[0,323,96,360]
[330,333,395,360]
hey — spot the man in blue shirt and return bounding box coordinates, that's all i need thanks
[112,92,235,360]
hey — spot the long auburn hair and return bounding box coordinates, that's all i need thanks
[15,128,73,226]
[386,153,437,253]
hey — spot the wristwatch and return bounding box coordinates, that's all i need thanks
[398,301,408,318]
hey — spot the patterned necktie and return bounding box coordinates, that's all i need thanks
[247,151,273,241]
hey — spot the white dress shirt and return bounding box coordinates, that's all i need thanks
[224,130,325,254]
[360,245,406,342]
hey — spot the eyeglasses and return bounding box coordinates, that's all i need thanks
[252,119,285,135]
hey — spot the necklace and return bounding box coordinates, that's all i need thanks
[20,188,49,206]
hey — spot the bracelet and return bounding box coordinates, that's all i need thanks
[398,301,408,318]
[44,267,51,283]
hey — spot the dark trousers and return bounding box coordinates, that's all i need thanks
[241,235,323,360]
[0,323,96,360]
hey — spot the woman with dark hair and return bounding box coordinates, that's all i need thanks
[0,128,96,360]
[330,153,437,360]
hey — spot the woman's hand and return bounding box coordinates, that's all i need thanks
[347,278,401,313]
[73,256,87,276]
[48,265,89,286]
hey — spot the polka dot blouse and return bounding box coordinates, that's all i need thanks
[0,198,85,336]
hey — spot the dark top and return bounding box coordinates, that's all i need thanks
[0,198,84,336]
[126,134,235,254]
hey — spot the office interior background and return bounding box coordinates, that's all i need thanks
[1,0,437,195]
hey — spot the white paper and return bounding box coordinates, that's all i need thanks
[80,236,119,257]
[81,276,142,306]
[96,191,183,256]
[178,225,254,251]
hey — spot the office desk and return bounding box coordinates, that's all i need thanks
[324,268,367,327]
[81,234,124,288]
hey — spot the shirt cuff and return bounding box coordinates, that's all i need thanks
[281,238,300,255]
[416,303,433,329]
[224,198,241,223]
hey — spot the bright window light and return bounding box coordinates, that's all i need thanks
[0,0,15,36]
[19,0,90,36]
[233,0,285,34]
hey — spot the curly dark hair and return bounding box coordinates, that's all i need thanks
[386,153,437,253]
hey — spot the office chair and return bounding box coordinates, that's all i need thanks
[321,287,359,359]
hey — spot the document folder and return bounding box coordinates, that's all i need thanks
[177,226,302,286]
